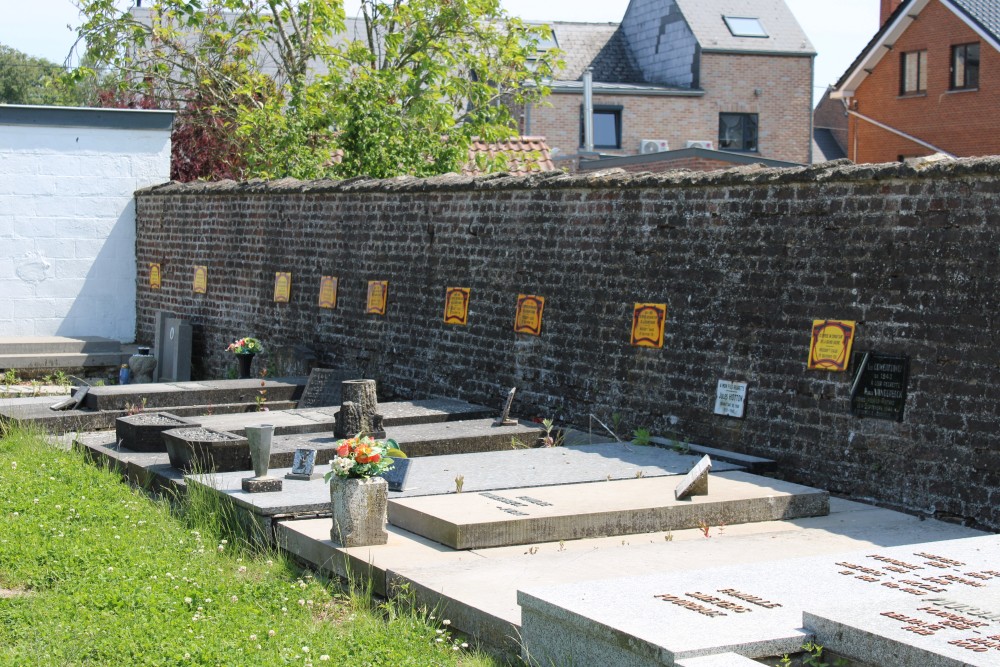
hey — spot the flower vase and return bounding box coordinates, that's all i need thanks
[329,476,389,547]
[236,353,255,379]
[246,424,275,477]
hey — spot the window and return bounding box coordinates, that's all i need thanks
[723,16,768,38]
[580,105,622,149]
[900,50,927,94]
[718,113,758,152]
[951,43,980,90]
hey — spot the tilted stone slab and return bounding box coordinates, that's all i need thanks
[388,471,829,550]
[518,535,1000,667]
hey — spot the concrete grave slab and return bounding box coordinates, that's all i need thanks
[388,471,829,549]
[518,535,1000,666]
[806,580,1000,666]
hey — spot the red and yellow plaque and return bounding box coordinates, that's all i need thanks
[367,280,388,315]
[318,276,338,309]
[514,294,545,335]
[149,263,161,289]
[444,287,471,325]
[808,319,856,371]
[192,266,208,294]
[273,272,291,303]
[630,303,667,348]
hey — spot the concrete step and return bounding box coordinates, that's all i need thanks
[82,378,306,411]
[0,336,122,356]
[0,352,127,371]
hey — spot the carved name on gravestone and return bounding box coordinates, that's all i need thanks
[675,455,712,500]
[493,387,517,427]
[285,448,322,481]
[714,380,748,418]
[850,352,910,422]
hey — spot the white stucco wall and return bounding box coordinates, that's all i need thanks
[0,106,173,341]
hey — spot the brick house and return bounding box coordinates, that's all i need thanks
[832,0,1000,163]
[523,0,816,167]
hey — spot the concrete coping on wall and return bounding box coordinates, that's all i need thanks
[135,155,1000,196]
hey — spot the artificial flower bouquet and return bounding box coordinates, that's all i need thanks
[226,337,263,355]
[324,435,396,480]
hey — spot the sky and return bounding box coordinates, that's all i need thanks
[0,0,880,106]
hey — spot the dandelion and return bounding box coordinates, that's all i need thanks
[268,630,275,637]
[217,545,224,552]
[183,653,190,660]
[281,606,287,613]
[231,595,238,603]
[302,647,310,653]
[107,567,113,572]
[205,598,212,603]
[33,498,38,504]
[298,599,305,606]
[249,634,257,641]
[184,597,192,604]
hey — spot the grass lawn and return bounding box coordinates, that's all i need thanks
[0,425,497,666]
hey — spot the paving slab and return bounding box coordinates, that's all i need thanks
[276,501,986,657]
[82,378,306,411]
[388,471,829,549]
[517,535,1000,666]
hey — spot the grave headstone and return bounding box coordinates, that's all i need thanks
[152,310,177,382]
[850,351,909,422]
[285,448,322,481]
[158,317,192,382]
[675,455,712,500]
[298,369,350,409]
[493,387,517,426]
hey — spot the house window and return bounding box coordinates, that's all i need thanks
[951,43,980,90]
[580,105,622,149]
[718,113,758,152]
[900,50,927,94]
[723,16,768,38]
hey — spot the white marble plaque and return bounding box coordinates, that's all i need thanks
[714,380,747,418]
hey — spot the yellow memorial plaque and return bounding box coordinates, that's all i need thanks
[808,319,856,371]
[273,272,291,303]
[193,266,208,294]
[444,287,471,325]
[367,280,388,315]
[631,303,667,348]
[514,294,545,335]
[318,276,338,309]
[149,263,161,290]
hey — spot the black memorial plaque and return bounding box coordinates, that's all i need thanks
[850,351,909,422]
[379,458,411,492]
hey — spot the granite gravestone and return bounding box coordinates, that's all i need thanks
[298,369,349,409]
[156,315,192,382]
[285,448,322,481]
[850,352,909,422]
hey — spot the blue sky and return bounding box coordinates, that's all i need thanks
[1,0,879,106]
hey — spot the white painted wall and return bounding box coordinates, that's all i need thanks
[0,106,173,341]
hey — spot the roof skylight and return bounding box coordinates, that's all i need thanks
[723,16,768,38]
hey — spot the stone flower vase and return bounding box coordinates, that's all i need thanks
[246,424,275,478]
[329,476,389,547]
[236,353,255,379]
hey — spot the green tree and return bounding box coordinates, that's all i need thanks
[70,0,560,180]
[0,44,88,105]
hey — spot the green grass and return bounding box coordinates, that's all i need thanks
[0,425,495,666]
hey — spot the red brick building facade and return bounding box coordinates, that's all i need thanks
[834,0,1000,163]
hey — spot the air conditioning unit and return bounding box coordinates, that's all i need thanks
[640,139,669,154]
[686,140,715,150]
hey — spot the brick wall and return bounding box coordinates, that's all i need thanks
[850,0,1000,163]
[136,157,1000,530]
[534,52,812,164]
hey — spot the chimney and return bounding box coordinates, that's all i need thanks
[881,0,904,26]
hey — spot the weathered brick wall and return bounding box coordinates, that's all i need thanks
[136,158,1000,530]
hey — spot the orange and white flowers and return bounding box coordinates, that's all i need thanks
[324,435,395,480]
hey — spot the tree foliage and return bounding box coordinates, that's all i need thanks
[0,44,91,106]
[70,0,561,181]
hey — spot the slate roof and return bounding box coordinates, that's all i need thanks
[544,22,646,84]
[672,0,814,55]
[812,129,847,163]
[464,136,556,175]
[950,0,1000,42]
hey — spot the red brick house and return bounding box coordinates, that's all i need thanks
[522,0,816,167]
[833,0,1000,163]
